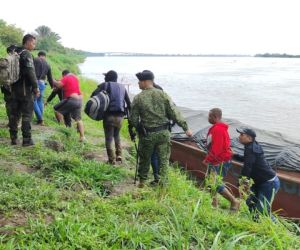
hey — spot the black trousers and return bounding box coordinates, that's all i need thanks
[9,95,34,140]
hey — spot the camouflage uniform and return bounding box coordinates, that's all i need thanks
[1,85,13,121]
[9,49,38,144]
[129,87,188,184]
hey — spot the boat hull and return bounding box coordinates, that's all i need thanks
[170,140,300,219]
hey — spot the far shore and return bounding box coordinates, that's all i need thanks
[85,52,300,58]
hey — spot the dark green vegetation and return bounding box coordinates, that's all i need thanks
[0,20,23,49]
[0,96,300,249]
[0,20,85,75]
[1,20,300,249]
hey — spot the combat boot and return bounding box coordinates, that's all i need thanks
[10,132,18,146]
[22,138,34,147]
[138,180,145,188]
[11,138,18,145]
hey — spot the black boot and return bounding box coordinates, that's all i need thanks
[11,138,18,145]
[22,138,34,147]
[10,132,18,146]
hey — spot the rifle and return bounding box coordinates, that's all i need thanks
[128,123,139,184]
[133,139,139,184]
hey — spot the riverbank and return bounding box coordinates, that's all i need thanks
[0,39,299,247]
[0,76,300,248]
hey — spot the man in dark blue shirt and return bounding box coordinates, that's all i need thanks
[236,127,280,221]
[33,51,53,125]
[91,70,131,165]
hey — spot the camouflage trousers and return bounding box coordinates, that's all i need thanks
[138,130,171,184]
[3,91,13,121]
[8,95,34,140]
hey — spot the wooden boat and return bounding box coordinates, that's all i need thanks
[170,139,300,219]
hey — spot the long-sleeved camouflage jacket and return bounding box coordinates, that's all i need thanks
[129,87,188,131]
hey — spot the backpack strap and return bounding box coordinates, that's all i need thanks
[17,49,26,57]
[91,82,110,97]
[19,49,25,55]
[104,81,111,95]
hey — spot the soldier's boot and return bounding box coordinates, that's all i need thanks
[115,142,122,163]
[22,138,34,147]
[11,138,18,145]
[10,131,18,145]
[106,148,116,165]
[9,115,18,145]
[21,120,34,147]
[138,180,145,188]
[11,136,18,145]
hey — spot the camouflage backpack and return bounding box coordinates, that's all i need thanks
[0,51,23,87]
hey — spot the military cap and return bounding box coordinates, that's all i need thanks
[136,70,154,81]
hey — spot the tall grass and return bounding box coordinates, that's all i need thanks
[0,53,299,249]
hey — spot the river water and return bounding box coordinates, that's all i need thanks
[79,56,300,143]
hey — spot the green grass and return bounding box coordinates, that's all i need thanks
[0,55,299,249]
[46,52,85,78]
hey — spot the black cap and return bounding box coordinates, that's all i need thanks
[62,69,70,76]
[136,70,154,81]
[38,51,46,57]
[103,70,118,82]
[236,127,256,138]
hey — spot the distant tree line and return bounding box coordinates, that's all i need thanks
[255,53,300,58]
[0,19,23,47]
[0,19,84,56]
[85,52,251,57]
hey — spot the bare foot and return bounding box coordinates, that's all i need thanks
[230,199,240,212]
[79,137,87,143]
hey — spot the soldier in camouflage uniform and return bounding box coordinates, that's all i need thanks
[9,34,40,146]
[0,45,19,126]
[1,84,13,125]
[129,70,193,187]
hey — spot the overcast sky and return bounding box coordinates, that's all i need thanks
[1,0,300,55]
